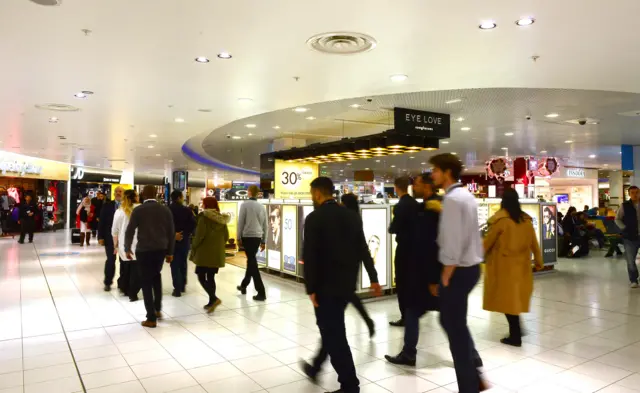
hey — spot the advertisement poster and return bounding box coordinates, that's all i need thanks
[521,203,541,245]
[297,205,314,267]
[218,202,239,242]
[257,204,268,265]
[390,209,397,288]
[541,204,558,264]
[282,205,297,274]
[360,208,388,288]
[267,204,283,270]
[274,160,319,199]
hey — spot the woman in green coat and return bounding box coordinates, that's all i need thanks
[190,197,230,313]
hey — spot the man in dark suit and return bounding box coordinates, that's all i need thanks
[303,177,380,393]
[168,190,196,297]
[388,176,419,327]
[98,186,123,292]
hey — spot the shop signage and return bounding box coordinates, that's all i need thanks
[0,158,42,176]
[566,168,585,178]
[71,166,122,184]
[274,160,319,199]
[0,152,69,181]
[393,107,450,138]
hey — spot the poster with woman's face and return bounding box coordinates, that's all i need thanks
[541,204,558,264]
[267,204,283,269]
[360,208,388,288]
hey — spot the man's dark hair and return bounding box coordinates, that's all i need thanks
[310,177,334,196]
[418,172,434,185]
[630,186,639,192]
[170,190,183,202]
[429,153,463,180]
[394,176,410,192]
[141,185,157,201]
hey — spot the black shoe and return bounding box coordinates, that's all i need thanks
[500,337,522,347]
[172,289,181,297]
[299,360,318,383]
[237,285,247,295]
[253,294,266,301]
[28,240,33,243]
[475,356,484,368]
[129,296,139,302]
[605,253,614,258]
[389,318,404,327]
[385,352,416,366]
[17,240,24,244]
[104,285,111,292]
[366,318,375,338]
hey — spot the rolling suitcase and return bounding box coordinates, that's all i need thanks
[71,228,81,244]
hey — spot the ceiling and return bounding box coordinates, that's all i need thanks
[1,0,640,180]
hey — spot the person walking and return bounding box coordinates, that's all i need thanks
[615,185,640,287]
[483,188,543,347]
[169,190,196,297]
[125,185,175,328]
[388,176,419,327]
[301,192,381,382]
[190,197,230,313]
[98,186,124,292]
[236,185,268,301]
[430,153,488,392]
[111,189,141,301]
[18,192,38,244]
[91,191,105,238]
[385,174,442,366]
[302,177,381,393]
[76,197,95,246]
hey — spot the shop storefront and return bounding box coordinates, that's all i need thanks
[133,174,167,202]
[186,177,206,205]
[0,152,70,233]
[535,167,598,215]
[69,167,125,227]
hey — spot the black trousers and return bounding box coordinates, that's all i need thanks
[119,260,140,300]
[394,249,410,320]
[197,268,219,304]
[240,237,266,295]
[439,265,482,393]
[136,250,165,322]
[314,294,359,393]
[103,240,117,286]
[506,314,522,341]
[19,220,35,242]
[171,241,190,292]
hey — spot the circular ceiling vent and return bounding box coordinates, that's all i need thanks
[307,32,377,55]
[29,0,62,5]
[35,103,80,112]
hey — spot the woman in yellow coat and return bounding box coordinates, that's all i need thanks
[483,188,544,347]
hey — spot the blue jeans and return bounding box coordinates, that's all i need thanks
[171,240,190,292]
[623,239,640,283]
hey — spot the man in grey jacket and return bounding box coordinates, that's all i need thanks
[236,185,268,301]
[125,185,175,328]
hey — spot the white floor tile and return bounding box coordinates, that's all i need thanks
[82,367,137,390]
[247,365,305,389]
[201,375,263,393]
[139,371,199,393]
[187,362,243,384]
[87,380,146,393]
[23,376,82,393]
[23,363,77,385]
[375,374,438,393]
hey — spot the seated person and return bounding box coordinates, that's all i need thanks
[604,219,624,257]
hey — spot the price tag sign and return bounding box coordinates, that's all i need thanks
[274,160,319,199]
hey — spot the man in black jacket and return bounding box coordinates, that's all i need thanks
[615,185,640,287]
[386,173,443,366]
[388,176,419,327]
[169,190,196,297]
[98,186,123,292]
[303,177,380,393]
[91,191,105,237]
[18,193,38,244]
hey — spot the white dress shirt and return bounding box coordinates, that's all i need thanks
[438,183,484,267]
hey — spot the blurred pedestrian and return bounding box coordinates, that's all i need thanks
[98,186,124,292]
[112,189,141,301]
[169,190,196,297]
[236,185,268,301]
[18,192,38,244]
[76,196,95,246]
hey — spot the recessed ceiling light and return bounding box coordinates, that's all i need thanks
[365,168,370,170]
[272,125,281,129]
[589,154,596,158]
[479,21,497,30]
[391,165,396,168]
[217,52,232,59]
[451,152,458,155]
[238,98,253,104]
[461,127,471,131]
[505,132,514,136]
[232,136,242,140]
[198,168,202,170]
[375,160,380,163]
[454,117,465,122]
[421,162,426,165]
[74,92,87,99]
[516,17,535,26]
[347,163,352,166]
[195,56,210,63]
[350,104,361,108]
[501,147,508,150]
[149,134,157,138]
[245,124,257,128]
[442,141,450,144]
[604,164,609,167]
[545,113,559,118]
[305,116,316,120]
[390,74,408,82]
[446,99,462,104]
[155,153,161,157]
[293,107,308,113]
[564,140,573,143]
[248,133,253,136]
[168,160,174,163]
[49,117,58,123]
[540,150,547,154]
[147,145,154,149]
[409,156,415,159]
[174,118,185,123]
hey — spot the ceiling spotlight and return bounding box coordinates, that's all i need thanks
[248,133,253,136]
[451,152,458,155]
[454,117,465,122]
[293,107,308,113]
[516,17,535,26]
[245,124,257,128]
[505,132,514,136]
[195,56,210,63]
[365,168,370,170]
[545,113,559,118]
[198,168,202,171]
[540,150,547,154]
[350,104,361,108]
[391,165,396,168]
[442,141,450,144]
[74,92,87,99]
[461,127,471,131]
[49,117,58,123]
[147,145,154,149]
[589,154,597,158]
[421,162,426,165]
[501,147,508,150]
[390,74,408,82]
[174,118,185,123]
[409,156,415,159]
[149,134,157,138]
[273,125,281,129]
[155,154,161,157]
[375,160,380,163]
[238,98,253,104]
[446,99,462,104]
[168,159,174,163]
[232,136,242,140]
[217,52,232,59]
[564,140,573,144]
[347,163,352,166]
[305,116,316,120]
[479,21,497,30]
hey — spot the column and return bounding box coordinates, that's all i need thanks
[610,170,624,209]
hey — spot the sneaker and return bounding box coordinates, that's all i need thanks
[384,352,416,366]
[299,360,318,383]
[500,337,522,347]
[253,294,266,301]
[389,319,404,327]
[171,289,181,297]
[141,320,157,328]
[631,282,639,289]
[206,299,222,314]
[237,285,247,295]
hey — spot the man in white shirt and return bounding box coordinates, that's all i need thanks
[430,153,488,392]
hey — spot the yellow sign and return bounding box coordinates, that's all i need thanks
[274,160,319,199]
[218,202,239,242]
[0,151,70,181]
[111,184,133,200]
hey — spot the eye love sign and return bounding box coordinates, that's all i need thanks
[394,107,450,138]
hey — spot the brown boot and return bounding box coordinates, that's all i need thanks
[79,233,85,246]
[141,320,157,328]
[155,311,163,319]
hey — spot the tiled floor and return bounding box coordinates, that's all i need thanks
[2,233,640,393]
